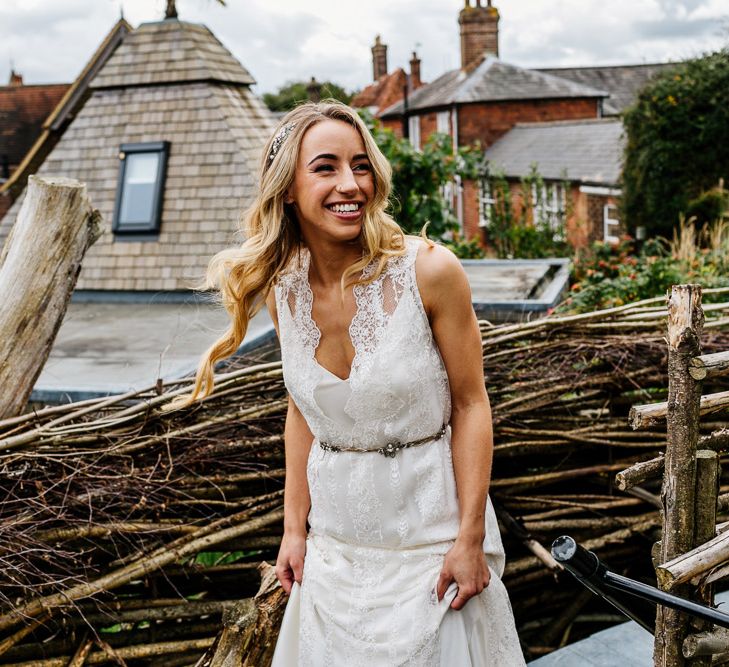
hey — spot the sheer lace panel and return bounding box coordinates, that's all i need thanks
[274,237,451,450]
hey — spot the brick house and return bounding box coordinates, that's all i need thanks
[357,0,673,247]
[0,14,275,293]
[482,118,625,248]
[0,76,70,220]
[350,36,423,120]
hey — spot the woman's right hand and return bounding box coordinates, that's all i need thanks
[275,531,307,594]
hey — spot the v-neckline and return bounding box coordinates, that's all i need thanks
[301,246,370,384]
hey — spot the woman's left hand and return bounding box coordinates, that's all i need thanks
[436,537,491,610]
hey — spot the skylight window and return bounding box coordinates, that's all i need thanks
[113,141,169,236]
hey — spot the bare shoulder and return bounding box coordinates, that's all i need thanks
[412,239,471,315]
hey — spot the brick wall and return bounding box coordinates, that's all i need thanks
[419,113,438,142]
[381,117,403,138]
[457,98,599,148]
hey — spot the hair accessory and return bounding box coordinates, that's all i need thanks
[269,122,297,161]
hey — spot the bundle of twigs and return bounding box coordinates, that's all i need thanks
[1,291,729,664]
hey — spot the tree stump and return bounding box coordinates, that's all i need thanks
[0,175,102,419]
[196,562,287,667]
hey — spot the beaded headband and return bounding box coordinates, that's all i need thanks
[269,122,297,161]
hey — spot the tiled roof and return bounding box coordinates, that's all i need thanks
[483,118,624,185]
[381,57,607,117]
[90,19,256,89]
[538,63,677,115]
[0,84,70,167]
[350,68,408,115]
[0,82,275,292]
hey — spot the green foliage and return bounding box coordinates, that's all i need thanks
[442,231,486,259]
[686,186,729,224]
[263,81,354,112]
[557,232,729,313]
[361,111,483,254]
[482,167,572,259]
[621,49,729,235]
[191,550,250,567]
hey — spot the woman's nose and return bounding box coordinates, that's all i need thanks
[336,168,358,194]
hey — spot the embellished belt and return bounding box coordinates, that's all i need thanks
[318,424,448,458]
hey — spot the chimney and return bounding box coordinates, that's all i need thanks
[459,0,499,71]
[165,0,178,19]
[409,51,422,90]
[307,76,322,103]
[371,35,388,81]
[9,69,23,86]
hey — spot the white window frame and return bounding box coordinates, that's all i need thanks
[436,111,449,135]
[408,115,421,151]
[531,181,566,235]
[478,177,496,228]
[604,203,621,243]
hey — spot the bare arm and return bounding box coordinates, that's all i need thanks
[266,290,314,593]
[416,242,493,609]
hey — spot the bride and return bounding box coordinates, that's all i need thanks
[169,100,524,666]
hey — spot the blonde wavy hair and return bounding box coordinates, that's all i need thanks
[161,100,419,412]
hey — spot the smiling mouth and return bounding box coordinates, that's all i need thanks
[326,203,363,214]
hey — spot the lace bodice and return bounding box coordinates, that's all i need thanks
[274,236,451,450]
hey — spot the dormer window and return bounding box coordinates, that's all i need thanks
[112,141,169,236]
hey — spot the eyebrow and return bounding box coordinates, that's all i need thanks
[307,152,370,166]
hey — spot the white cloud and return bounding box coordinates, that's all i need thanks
[0,0,726,93]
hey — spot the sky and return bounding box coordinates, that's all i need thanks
[0,0,727,96]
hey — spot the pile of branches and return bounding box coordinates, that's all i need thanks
[1,292,729,665]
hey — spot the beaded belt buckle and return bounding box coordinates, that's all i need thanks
[319,424,448,458]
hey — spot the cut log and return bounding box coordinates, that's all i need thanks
[630,391,729,430]
[701,428,729,454]
[0,175,102,419]
[689,351,729,380]
[656,530,729,591]
[683,628,729,658]
[615,455,665,490]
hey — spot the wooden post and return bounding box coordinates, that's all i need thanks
[687,450,719,666]
[654,285,704,667]
[0,176,102,419]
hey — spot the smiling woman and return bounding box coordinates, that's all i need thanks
[161,100,524,665]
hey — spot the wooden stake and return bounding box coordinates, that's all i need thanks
[654,284,704,667]
[0,176,102,420]
[689,449,719,666]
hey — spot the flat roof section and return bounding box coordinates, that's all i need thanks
[31,299,274,403]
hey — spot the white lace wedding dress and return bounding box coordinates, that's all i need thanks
[270,236,524,666]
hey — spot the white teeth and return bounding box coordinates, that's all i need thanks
[330,203,360,213]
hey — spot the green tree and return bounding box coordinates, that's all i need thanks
[361,113,484,257]
[263,80,354,112]
[622,49,729,236]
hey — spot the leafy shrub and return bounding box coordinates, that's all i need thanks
[621,49,729,236]
[558,224,729,313]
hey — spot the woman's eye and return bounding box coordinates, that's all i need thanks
[314,164,334,172]
[354,163,371,172]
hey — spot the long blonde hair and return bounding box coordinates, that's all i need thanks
[161,100,409,411]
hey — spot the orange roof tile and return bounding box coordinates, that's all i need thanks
[351,68,408,116]
[0,84,70,168]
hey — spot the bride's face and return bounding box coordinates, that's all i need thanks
[285,119,374,245]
